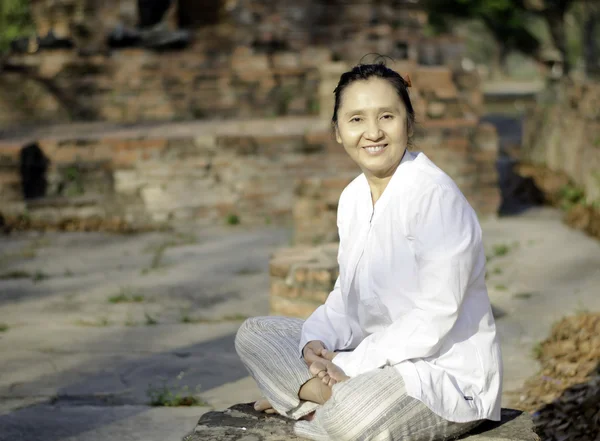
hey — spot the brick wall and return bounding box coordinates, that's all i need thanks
[0,49,324,126]
[0,118,359,226]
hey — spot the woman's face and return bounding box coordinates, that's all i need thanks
[335,78,412,179]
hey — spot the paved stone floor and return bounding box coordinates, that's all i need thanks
[0,207,599,441]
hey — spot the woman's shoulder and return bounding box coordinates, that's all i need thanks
[403,152,461,193]
[339,173,367,205]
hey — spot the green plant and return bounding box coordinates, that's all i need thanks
[63,165,85,197]
[32,270,49,283]
[226,214,240,225]
[492,267,503,275]
[495,284,507,291]
[0,270,31,279]
[64,268,74,277]
[531,342,544,360]
[513,292,534,299]
[108,287,144,304]
[0,0,34,54]
[0,323,8,332]
[235,267,261,276]
[144,313,158,325]
[146,373,207,407]
[492,244,510,257]
[558,183,585,211]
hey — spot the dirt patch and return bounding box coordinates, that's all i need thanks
[509,313,600,440]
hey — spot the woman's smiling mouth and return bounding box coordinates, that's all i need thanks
[363,144,388,155]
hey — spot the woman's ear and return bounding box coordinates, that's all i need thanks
[407,118,414,138]
[335,126,342,144]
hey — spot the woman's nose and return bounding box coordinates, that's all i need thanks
[364,120,382,140]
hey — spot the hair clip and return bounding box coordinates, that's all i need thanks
[404,74,412,88]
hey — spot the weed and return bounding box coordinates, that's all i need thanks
[64,268,74,277]
[146,374,207,407]
[513,292,534,299]
[495,284,507,291]
[0,323,8,332]
[235,267,261,276]
[150,243,168,270]
[558,183,585,211]
[142,233,197,274]
[0,270,31,279]
[532,342,544,360]
[493,267,503,275]
[145,313,158,325]
[492,244,510,257]
[180,313,192,324]
[108,287,144,304]
[179,313,249,324]
[222,313,249,322]
[32,270,49,283]
[226,214,240,226]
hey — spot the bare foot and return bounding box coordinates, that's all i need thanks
[309,360,349,386]
[254,398,277,414]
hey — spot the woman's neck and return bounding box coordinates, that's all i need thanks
[367,175,393,206]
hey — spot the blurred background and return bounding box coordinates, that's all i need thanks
[0,1,599,440]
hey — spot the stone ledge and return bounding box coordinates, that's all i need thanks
[184,404,539,441]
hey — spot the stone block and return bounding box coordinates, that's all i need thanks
[184,404,539,441]
[473,123,499,152]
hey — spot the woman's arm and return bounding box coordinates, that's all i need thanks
[298,189,364,356]
[332,184,485,377]
[299,274,363,355]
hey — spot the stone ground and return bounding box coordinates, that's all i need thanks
[0,207,599,441]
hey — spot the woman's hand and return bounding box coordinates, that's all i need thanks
[309,360,349,387]
[302,340,328,367]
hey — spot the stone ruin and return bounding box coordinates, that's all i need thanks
[184,403,540,441]
[1,0,499,234]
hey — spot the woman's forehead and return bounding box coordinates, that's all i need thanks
[340,78,402,109]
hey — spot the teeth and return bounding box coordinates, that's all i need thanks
[365,145,385,153]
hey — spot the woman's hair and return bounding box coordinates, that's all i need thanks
[331,62,415,137]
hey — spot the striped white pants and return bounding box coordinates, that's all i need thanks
[235,316,482,441]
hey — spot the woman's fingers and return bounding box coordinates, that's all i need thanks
[309,361,327,376]
[321,349,337,361]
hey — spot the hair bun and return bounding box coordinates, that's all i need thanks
[403,74,412,88]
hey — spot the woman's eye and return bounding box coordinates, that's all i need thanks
[381,114,393,120]
[350,117,361,122]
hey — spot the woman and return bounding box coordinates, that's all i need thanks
[235,62,503,441]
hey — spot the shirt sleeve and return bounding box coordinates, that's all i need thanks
[298,190,364,357]
[298,274,363,355]
[333,184,484,377]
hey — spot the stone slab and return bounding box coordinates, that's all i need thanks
[184,404,539,441]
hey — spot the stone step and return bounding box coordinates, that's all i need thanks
[183,404,539,441]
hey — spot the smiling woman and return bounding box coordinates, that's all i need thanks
[332,65,415,204]
[235,61,502,441]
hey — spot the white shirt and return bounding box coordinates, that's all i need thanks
[299,151,503,423]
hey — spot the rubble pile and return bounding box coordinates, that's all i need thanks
[511,313,600,441]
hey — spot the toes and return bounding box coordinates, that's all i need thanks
[254,398,273,412]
